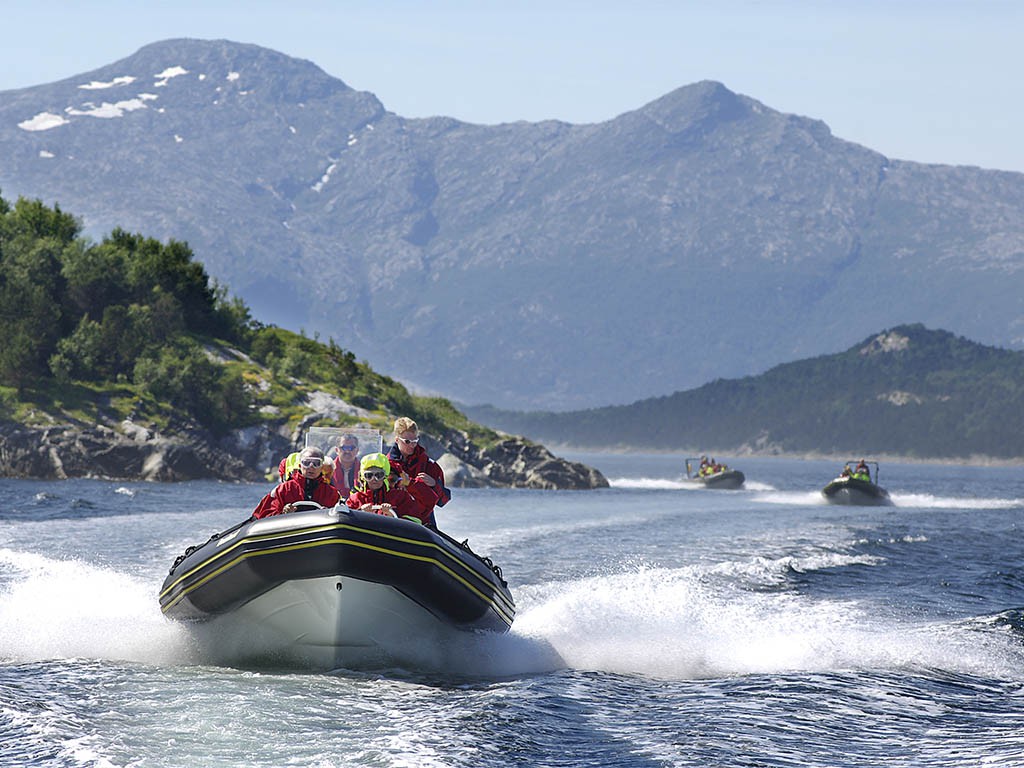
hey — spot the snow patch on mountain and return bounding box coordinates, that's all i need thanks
[79,76,137,90]
[66,98,150,119]
[18,112,68,131]
[154,66,188,87]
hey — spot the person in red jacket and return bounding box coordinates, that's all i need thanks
[346,453,428,525]
[386,417,450,528]
[328,433,361,495]
[275,452,334,485]
[253,447,340,519]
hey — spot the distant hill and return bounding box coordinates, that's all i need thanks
[2,39,1023,410]
[463,325,1024,461]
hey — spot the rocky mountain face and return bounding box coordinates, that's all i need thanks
[3,38,1023,411]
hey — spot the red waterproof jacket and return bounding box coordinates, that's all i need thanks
[252,476,341,519]
[345,482,427,525]
[331,460,359,496]
[387,443,450,524]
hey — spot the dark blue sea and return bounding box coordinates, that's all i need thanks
[2,454,1023,767]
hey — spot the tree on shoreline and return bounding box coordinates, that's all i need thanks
[1,193,268,432]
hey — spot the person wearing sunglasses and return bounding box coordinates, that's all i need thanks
[253,447,341,518]
[345,452,428,524]
[386,417,451,529]
[329,434,360,494]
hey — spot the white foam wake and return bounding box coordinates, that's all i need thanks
[889,493,1022,509]
[508,565,1024,681]
[608,477,692,490]
[0,548,192,664]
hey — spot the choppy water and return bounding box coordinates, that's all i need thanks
[1,454,1023,767]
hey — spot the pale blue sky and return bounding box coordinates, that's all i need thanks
[3,0,1022,172]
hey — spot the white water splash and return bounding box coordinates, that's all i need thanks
[753,490,830,506]
[0,549,193,664]
[888,493,1022,509]
[608,477,692,490]
[510,565,1023,681]
[610,476,775,492]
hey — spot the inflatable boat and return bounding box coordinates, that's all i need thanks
[694,468,746,489]
[683,457,746,489]
[822,460,892,506]
[159,503,515,669]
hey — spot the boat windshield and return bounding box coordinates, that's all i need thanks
[305,427,383,466]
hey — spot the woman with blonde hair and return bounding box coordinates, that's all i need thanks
[386,417,450,529]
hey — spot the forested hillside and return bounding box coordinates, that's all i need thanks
[0,192,489,448]
[466,325,1024,460]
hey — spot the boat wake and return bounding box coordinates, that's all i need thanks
[0,548,192,665]
[5,544,1021,684]
[0,546,559,678]
[510,564,1024,682]
[609,477,774,491]
[753,490,830,506]
[887,493,1022,509]
[608,477,692,490]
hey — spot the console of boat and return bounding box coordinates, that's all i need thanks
[821,460,892,506]
[159,502,515,669]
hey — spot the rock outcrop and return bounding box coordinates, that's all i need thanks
[0,420,280,482]
[432,435,607,490]
[0,418,608,489]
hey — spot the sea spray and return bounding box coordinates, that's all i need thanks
[511,563,1024,681]
[0,548,194,665]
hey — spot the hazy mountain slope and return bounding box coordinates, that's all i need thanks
[2,39,1022,411]
[464,325,1024,460]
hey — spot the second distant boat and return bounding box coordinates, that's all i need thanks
[822,459,892,506]
[683,456,746,489]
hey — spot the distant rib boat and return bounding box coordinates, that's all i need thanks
[683,457,746,489]
[822,460,892,506]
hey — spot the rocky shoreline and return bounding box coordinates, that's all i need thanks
[0,417,608,490]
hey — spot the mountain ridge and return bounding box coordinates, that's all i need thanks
[463,324,1024,461]
[2,38,1022,411]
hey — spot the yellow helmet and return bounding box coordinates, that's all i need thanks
[360,452,390,474]
[359,453,392,489]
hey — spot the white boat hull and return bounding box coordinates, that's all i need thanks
[161,507,515,670]
[195,576,472,668]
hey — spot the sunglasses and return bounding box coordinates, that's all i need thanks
[397,437,419,445]
[300,457,323,469]
[340,445,358,452]
[363,471,386,481]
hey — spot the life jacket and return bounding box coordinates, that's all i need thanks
[333,461,359,494]
[345,481,428,524]
[262,475,340,517]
